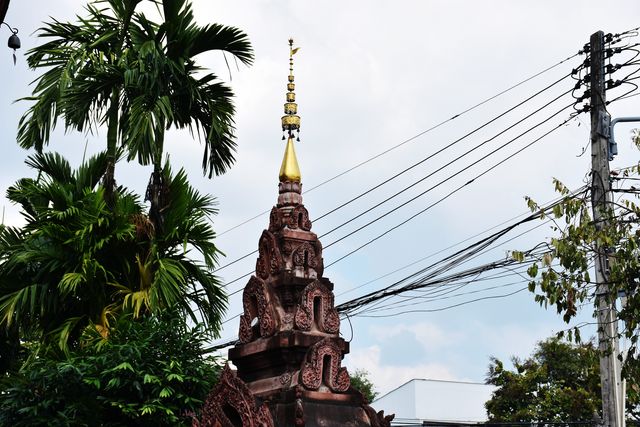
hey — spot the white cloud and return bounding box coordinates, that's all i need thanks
[344,344,457,396]
[371,321,459,352]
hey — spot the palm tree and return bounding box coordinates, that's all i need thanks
[17,0,142,200]
[0,152,226,351]
[0,151,138,349]
[17,0,253,204]
[120,0,253,227]
[7,0,250,351]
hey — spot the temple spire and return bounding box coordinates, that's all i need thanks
[279,38,302,183]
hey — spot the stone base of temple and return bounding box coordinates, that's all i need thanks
[193,365,394,427]
[269,388,394,427]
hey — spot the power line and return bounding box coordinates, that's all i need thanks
[334,186,585,300]
[214,74,580,276]
[335,222,544,300]
[356,262,549,316]
[314,73,576,225]
[334,190,584,315]
[357,287,528,318]
[324,102,579,268]
[215,52,582,238]
[320,88,575,248]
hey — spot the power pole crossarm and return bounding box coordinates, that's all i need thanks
[589,30,623,427]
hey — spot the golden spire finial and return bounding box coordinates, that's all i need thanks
[279,38,302,183]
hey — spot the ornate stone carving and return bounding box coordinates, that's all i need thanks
[194,365,274,427]
[281,312,294,330]
[255,231,282,280]
[288,205,312,231]
[239,276,277,343]
[294,386,305,427]
[361,405,395,427]
[268,207,282,232]
[300,338,350,392]
[292,242,318,269]
[279,372,292,387]
[282,240,295,255]
[294,280,340,334]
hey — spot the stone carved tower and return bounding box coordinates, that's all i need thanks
[194,40,393,427]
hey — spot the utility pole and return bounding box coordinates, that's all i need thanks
[590,30,623,427]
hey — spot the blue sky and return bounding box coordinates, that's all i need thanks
[1,0,640,395]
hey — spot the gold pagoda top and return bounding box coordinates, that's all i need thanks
[279,38,302,183]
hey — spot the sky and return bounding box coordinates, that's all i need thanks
[1,0,640,399]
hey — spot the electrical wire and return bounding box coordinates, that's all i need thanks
[324,103,579,268]
[318,83,576,243]
[215,52,583,238]
[357,287,528,318]
[218,98,576,295]
[314,74,575,225]
[213,73,578,274]
[334,182,585,300]
[334,192,581,315]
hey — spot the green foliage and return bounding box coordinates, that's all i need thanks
[350,369,378,403]
[19,0,254,180]
[0,152,226,352]
[0,0,252,421]
[486,338,602,421]
[121,0,253,177]
[0,314,221,426]
[521,163,640,376]
[0,151,138,350]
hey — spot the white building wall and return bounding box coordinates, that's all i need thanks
[372,379,496,425]
[372,379,417,423]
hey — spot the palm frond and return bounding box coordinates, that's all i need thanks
[24,152,73,183]
[189,23,253,65]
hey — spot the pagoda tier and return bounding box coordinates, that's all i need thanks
[231,179,348,393]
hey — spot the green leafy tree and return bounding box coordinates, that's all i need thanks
[18,0,253,207]
[520,153,640,377]
[119,0,253,226]
[4,0,251,352]
[350,369,378,403]
[0,151,139,349]
[18,0,142,198]
[0,314,221,426]
[485,337,627,422]
[0,152,225,351]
